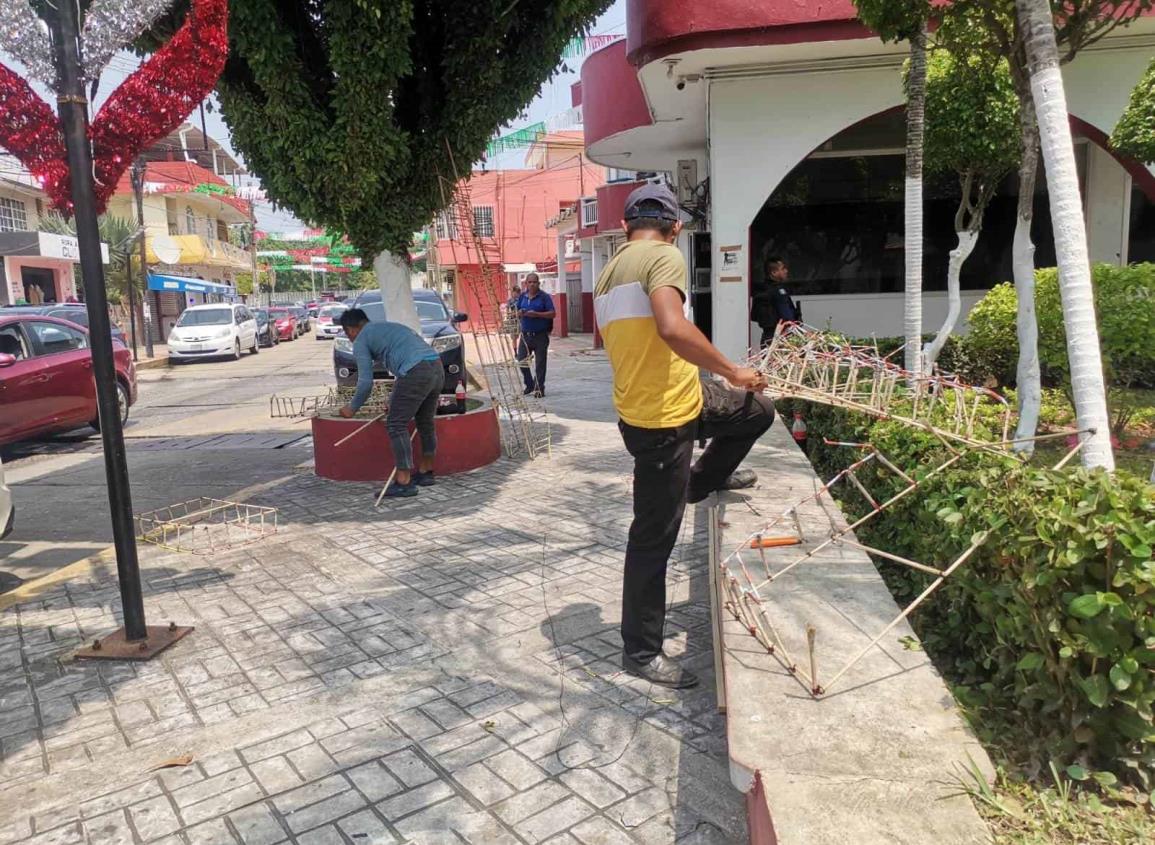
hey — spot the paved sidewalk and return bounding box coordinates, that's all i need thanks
[0,338,746,844]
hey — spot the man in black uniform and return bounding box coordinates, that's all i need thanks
[751,256,800,347]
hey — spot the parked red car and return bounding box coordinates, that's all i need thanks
[0,314,137,447]
[267,308,298,342]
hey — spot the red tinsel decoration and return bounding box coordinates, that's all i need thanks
[0,64,70,211]
[0,0,228,215]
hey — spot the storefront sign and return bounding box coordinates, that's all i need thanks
[37,232,111,264]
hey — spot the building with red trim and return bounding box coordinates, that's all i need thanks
[574,1,1155,361]
[108,158,253,341]
[434,133,603,335]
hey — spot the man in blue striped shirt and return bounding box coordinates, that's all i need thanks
[338,309,444,497]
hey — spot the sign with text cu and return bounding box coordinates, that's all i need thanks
[38,232,111,264]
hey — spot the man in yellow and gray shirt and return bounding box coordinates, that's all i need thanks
[595,183,773,689]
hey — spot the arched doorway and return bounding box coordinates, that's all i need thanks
[747,108,1152,339]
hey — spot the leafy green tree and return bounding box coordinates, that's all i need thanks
[853,0,933,375]
[938,0,1150,467]
[1111,56,1155,163]
[921,47,1019,368]
[146,0,609,329]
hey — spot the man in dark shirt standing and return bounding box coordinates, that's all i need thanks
[514,273,556,397]
[751,257,800,347]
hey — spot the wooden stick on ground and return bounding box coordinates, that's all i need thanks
[334,412,388,447]
[374,429,419,508]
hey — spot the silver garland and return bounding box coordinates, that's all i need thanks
[81,0,176,82]
[0,0,57,87]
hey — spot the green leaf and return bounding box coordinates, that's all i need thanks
[1091,771,1118,787]
[1080,675,1110,707]
[1068,593,1105,619]
[1016,653,1044,671]
[1059,646,1075,658]
[1109,664,1132,691]
[1119,656,1139,674]
[1066,764,1089,781]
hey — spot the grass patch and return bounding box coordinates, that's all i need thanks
[956,760,1155,845]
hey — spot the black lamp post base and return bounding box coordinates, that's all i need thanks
[74,623,194,661]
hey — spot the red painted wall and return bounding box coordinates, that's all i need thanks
[434,157,604,270]
[626,0,867,66]
[312,407,501,482]
[581,40,653,148]
[595,180,648,235]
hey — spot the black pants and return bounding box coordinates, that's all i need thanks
[517,331,550,391]
[618,381,775,663]
[388,360,444,471]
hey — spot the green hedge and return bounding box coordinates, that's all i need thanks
[964,263,1155,391]
[787,399,1155,787]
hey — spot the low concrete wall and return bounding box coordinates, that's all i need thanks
[709,419,992,844]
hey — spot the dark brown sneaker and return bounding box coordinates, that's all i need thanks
[621,652,699,689]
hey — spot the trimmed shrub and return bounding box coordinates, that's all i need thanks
[792,400,1155,786]
[964,263,1155,393]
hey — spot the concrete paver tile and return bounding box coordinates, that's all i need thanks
[228,803,288,845]
[336,809,399,845]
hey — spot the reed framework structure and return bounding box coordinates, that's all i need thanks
[718,323,1088,697]
[436,165,551,460]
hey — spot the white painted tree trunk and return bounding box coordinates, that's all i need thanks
[923,228,977,370]
[1017,0,1114,470]
[1010,82,1042,453]
[904,28,927,377]
[374,250,420,333]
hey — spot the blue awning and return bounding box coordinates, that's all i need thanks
[147,273,235,296]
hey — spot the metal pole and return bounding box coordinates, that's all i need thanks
[247,201,258,298]
[52,0,147,640]
[131,157,155,359]
[126,236,138,361]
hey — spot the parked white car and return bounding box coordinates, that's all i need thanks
[1,455,12,540]
[315,303,348,338]
[168,303,260,363]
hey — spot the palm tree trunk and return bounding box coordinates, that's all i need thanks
[904,26,928,377]
[1016,0,1114,470]
[1011,89,1043,454]
[374,250,420,333]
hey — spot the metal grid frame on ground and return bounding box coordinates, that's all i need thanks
[136,497,279,555]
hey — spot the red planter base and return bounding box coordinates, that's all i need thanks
[312,399,501,482]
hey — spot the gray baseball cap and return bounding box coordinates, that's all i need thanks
[623,183,679,222]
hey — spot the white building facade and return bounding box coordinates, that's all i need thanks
[578,2,1155,361]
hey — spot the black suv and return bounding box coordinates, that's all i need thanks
[333,289,466,393]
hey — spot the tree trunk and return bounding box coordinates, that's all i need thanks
[904,27,928,377]
[1016,0,1114,470]
[1012,92,1043,453]
[374,250,420,333]
[924,227,977,370]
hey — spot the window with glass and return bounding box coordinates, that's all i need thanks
[27,321,88,354]
[580,198,598,227]
[749,110,1089,298]
[473,206,495,238]
[414,300,449,321]
[0,325,29,360]
[0,196,28,232]
[176,308,232,327]
[435,213,457,240]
